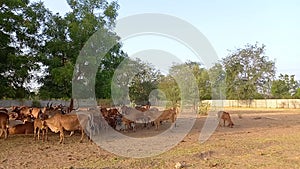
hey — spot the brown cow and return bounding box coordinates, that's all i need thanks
[11,106,31,121]
[41,113,84,144]
[0,112,9,139]
[0,108,8,114]
[8,121,34,134]
[34,118,48,142]
[154,108,177,130]
[30,107,42,119]
[120,106,158,131]
[217,111,234,128]
[43,107,63,118]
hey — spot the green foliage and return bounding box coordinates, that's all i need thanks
[95,44,126,99]
[0,0,47,99]
[209,63,226,99]
[158,75,180,106]
[198,102,210,115]
[128,59,161,105]
[222,43,276,100]
[294,88,300,99]
[97,99,113,107]
[39,0,121,99]
[271,74,299,98]
[31,100,41,107]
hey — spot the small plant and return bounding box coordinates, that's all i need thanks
[198,102,211,115]
[32,100,41,107]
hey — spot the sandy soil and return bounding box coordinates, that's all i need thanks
[1,108,300,169]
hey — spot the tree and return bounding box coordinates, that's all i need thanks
[158,75,180,106]
[95,43,126,99]
[294,88,300,99]
[128,59,161,105]
[208,62,226,99]
[222,43,276,100]
[0,0,48,98]
[271,74,299,98]
[165,62,200,109]
[39,0,120,99]
[110,58,161,105]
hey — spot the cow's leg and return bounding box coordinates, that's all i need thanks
[0,128,3,138]
[59,129,64,144]
[42,129,45,142]
[33,128,36,141]
[45,128,49,141]
[4,128,7,139]
[79,128,84,143]
[154,121,159,130]
[37,128,41,140]
[131,122,136,132]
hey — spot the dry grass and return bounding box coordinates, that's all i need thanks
[1,109,300,169]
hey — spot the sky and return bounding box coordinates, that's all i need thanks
[38,0,300,80]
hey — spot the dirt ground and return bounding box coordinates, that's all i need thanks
[1,108,300,169]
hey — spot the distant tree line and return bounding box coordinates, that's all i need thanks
[1,0,299,103]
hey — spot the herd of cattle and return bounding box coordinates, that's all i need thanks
[0,104,235,144]
[0,104,179,143]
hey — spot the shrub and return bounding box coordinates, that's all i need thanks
[198,102,210,115]
[32,100,41,107]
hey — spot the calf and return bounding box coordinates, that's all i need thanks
[41,113,84,144]
[0,112,9,139]
[217,111,234,128]
[34,118,48,142]
[8,121,34,134]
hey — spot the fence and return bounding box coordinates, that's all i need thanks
[0,100,70,108]
[2,99,300,109]
[202,99,300,109]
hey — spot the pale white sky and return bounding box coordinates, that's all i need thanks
[37,0,300,80]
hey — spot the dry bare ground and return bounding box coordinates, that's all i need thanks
[1,108,300,169]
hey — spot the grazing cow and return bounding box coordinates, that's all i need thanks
[76,110,109,140]
[154,108,177,130]
[121,106,154,131]
[8,121,34,134]
[0,112,9,139]
[217,111,234,128]
[34,118,48,142]
[41,113,84,144]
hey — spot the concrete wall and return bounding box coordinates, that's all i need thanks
[202,99,300,109]
[0,100,70,108]
[2,99,300,109]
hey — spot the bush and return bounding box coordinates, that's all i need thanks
[198,102,210,115]
[32,100,41,107]
[97,99,113,107]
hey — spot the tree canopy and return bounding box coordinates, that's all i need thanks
[0,1,299,101]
